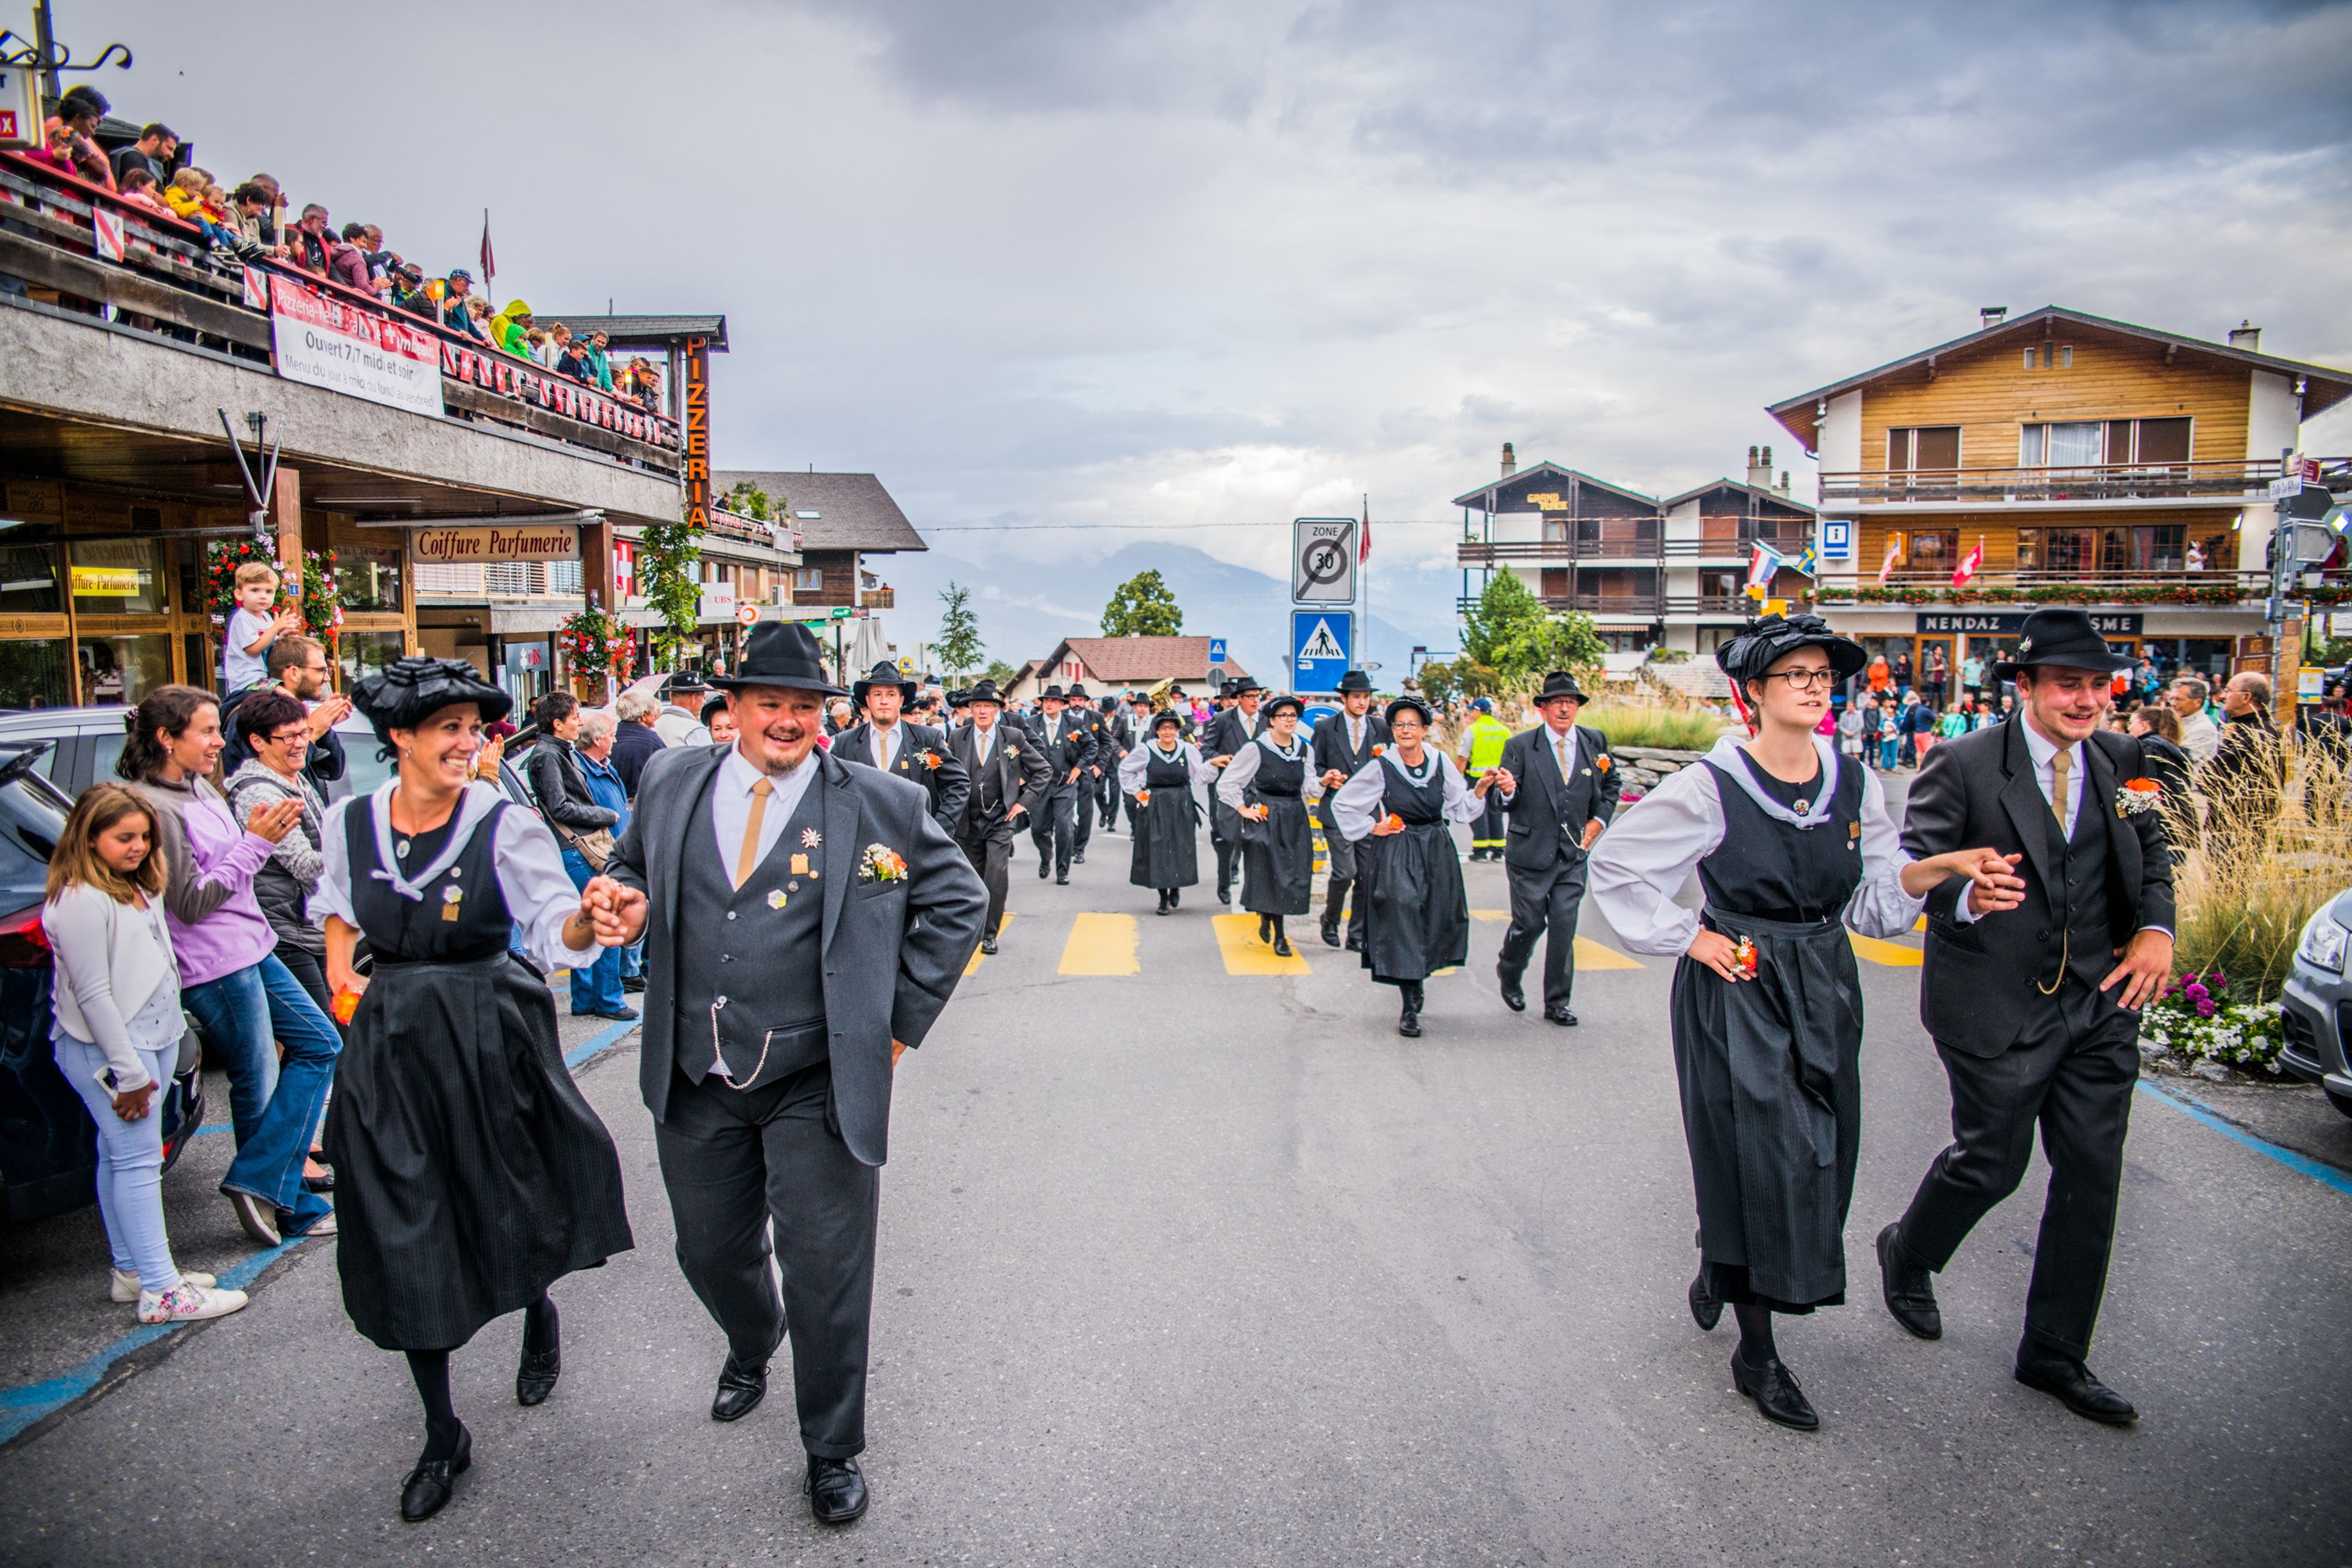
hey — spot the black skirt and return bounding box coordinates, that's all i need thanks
[1128,783,1201,889]
[325,952,633,1351]
[1358,823,1468,982]
[1238,794,1313,915]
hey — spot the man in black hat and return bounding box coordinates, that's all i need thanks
[834,660,970,837]
[947,680,1049,952]
[1310,670,1390,949]
[1878,607,2173,1427]
[583,621,987,1524]
[1090,693,1133,837]
[1492,671,1618,1024]
[1064,684,1112,862]
[1027,685,1096,884]
[1201,677,1267,903]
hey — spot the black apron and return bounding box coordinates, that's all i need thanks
[325,796,633,1351]
[1669,748,1866,1313]
[1238,741,1314,916]
[1129,746,1202,890]
[1358,755,1469,983]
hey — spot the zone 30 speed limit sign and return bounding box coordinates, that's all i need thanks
[1291,518,1357,603]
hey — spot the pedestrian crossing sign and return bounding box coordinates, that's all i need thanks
[1292,610,1352,692]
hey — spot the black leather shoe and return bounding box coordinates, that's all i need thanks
[1038,861,1051,879]
[1689,1270,1722,1332]
[710,1355,768,1422]
[1875,1224,1942,1341]
[979,935,999,956]
[1544,1007,1578,1026]
[805,1455,869,1525]
[1345,934,1363,952]
[304,1169,336,1193]
[515,1346,560,1407]
[1321,920,1341,948]
[1168,889,1180,908]
[1498,964,1526,1012]
[622,974,646,993]
[1272,934,1292,957]
[1055,874,1069,886]
[399,1425,471,1521]
[1398,1008,1421,1038]
[2015,1349,2138,1426]
[1732,1349,1819,1431]
[1217,888,1231,905]
[1072,852,1085,864]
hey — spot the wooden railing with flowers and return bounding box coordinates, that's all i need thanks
[1815,571,2286,607]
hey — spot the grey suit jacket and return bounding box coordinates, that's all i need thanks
[609,743,989,1164]
[1497,722,1618,873]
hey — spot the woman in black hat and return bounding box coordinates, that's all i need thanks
[1215,693,1319,952]
[1120,707,1216,913]
[1586,614,2012,1432]
[1329,695,1501,1034]
[314,658,633,1521]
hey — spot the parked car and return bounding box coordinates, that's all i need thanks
[0,741,205,1223]
[0,704,393,804]
[2280,892,2352,1120]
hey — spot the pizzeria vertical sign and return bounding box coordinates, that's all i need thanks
[684,335,711,530]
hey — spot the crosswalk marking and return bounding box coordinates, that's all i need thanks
[1211,913,1313,975]
[963,912,1014,976]
[1467,910,1644,969]
[1850,932,1922,967]
[1059,912,1141,976]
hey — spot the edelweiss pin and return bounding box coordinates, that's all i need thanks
[801,827,822,848]
[767,889,788,910]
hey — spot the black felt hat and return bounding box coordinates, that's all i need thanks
[352,656,512,748]
[1534,669,1589,704]
[1994,608,2138,681]
[1150,708,1185,732]
[965,679,1007,707]
[1264,693,1305,719]
[708,622,848,696]
[1066,683,1091,701]
[1336,669,1374,695]
[1385,695,1434,728]
[1716,612,1866,688]
[852,658,916,705]
[1229,676,1266,698]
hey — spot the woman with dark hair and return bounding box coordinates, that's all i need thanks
[123,685,342,1248]
[224,690,334,1017]
[1215,693,1320,954]
[1329,696,1502,1036]
[1120,707,1216,914]
[2127,703,2195,859]
[1588,614,2015,1431]
[316,658,631,1521]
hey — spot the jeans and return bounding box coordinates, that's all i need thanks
[1879,737,1900,770]
[53,1034,183,1294]
[561,847,624,1014]
[181,955,339,1232]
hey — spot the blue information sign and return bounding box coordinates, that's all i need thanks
[1291,609,1352,693]
[1819,520,1852,560]
[1208,637,1227,665]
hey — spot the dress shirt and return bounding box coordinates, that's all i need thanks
[1216,733,1325,809]
[710,744,819,874]
[1950,719,2168,933]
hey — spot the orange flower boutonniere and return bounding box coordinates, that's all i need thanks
[1371,743,1386,756]
[919,750,941,771]
[2116,777,2162,818]
[1594,755,1613,773]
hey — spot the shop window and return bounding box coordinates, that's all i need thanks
[0,638,71,709]
[338,630,406,691]
[77,633,173,706]
[339,543,404,611]
[69,538,168,616]
[0,541,62,612]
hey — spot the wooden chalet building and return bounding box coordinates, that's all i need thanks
[713,470,927,614]
[1768,306,2352,685]
[1006,636,1246,704]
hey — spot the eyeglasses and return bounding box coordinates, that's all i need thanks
[265,728,308,748]
[1757,668,1838,690]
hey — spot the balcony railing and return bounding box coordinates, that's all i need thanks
[860,587,895,609]
[1819,458,2323,505]
[1662,593,1756,617]
[1457,537,1662,564]
[0,152,682,474]
[1815,570,2278,607]
[1459,592,1663,616]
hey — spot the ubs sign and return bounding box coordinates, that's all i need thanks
[1916,611,2142,635]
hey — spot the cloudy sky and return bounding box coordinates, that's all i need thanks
[75,0,2352,601]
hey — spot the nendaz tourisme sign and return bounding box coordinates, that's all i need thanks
[268,274,445,419]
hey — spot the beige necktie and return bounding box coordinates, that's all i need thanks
[1556,730,1572,782]
[2049,747,2071,829]
[734,777,774,888]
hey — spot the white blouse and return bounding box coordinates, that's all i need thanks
[1329,750,1483,842]
[1215,733,1326,809]
[1119,741,1217,793]
[313,783,600,973]
[1586,734,1923,956]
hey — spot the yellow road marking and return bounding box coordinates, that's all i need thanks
[1914,914,1928,932]
[963,912,1014,975]
[1470,909,1642,969]
[1850,932,1922,967]
[1212,913,1313,975]
[1059,911,1141,976]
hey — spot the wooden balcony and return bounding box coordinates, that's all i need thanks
[860,587,896,609]
[1814,570,2278,608]
[1457,537,1662,564]
[1458,592,1662,617]
[1817,458,2328,507]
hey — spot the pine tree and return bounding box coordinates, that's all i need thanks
[935,581,986,679]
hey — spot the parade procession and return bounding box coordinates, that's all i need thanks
[4,6,2352,1564]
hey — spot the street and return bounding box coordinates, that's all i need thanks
[3,816,2350,1567]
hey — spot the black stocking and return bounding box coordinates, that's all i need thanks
[523,1292,559,1355]
[1269,915,1285,944]
[1732,1303,1777,1366]
[1400,980,1424,1013]
[406,1349,461,1459]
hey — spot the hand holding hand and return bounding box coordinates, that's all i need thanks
[247,797,303,843]
[2100,928,2174,1011]
[1686,928,1750,982]
[1322,768,1346,789]
[1580,819,1604,852]
[111,1080,156,1121]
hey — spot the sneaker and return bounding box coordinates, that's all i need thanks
[225,1189,281,1247]
[138,1283,250,1324]
[285,1210,338,1239]
[113,1267,216,1303]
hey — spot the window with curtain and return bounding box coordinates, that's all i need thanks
[2019,422,2103,467]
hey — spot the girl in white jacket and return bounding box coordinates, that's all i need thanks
[44,784,247,1324]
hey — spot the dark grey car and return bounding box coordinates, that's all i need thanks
[2279,891,2352,1119]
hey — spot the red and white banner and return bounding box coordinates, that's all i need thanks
[270,274,444,418]
[241,266,271,311]
[437,341,666,445]
[91,207,124,262]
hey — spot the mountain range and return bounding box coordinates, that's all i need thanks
[868,540,1464,687]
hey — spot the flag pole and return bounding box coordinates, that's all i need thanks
[1361,491,1371,683]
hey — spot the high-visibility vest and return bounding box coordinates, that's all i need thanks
[1465,716,1510,773]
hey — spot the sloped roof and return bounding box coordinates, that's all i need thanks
[1765,305,2352,451]
[1053,636,1250,683]
[533,313,728,351]
[1452,461,1658,511]
[714,471,925,552]
[1660,478,1816,515]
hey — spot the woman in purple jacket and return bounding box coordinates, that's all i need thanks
[124,685,342,1246]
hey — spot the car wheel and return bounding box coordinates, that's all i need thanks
[2327,1087,2352,1121]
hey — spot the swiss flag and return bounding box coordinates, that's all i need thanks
[1951,537,1984,587]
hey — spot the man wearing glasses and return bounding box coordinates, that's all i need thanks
[1490,671,1618,1025]
[219,635,354,790]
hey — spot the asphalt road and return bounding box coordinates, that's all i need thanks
[3,810,2350,1567]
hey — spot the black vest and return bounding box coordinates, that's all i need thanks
[344,796,514,963]
[1697,749,1866,925]
[1379,755,1447,824]
[672,772,829,1090]
[2045,780,2117,986]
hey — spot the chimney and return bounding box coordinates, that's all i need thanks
[1501,442,1517,479]
[1746,446,1773,488]
[2228,320,2262,352]
[1980,306,2008,330]
[1779,471,1790,495]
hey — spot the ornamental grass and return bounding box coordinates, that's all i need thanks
[2165,760,2352,1006]
[1582,703,1732,753]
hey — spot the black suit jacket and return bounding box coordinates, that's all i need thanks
[1029,712,1097,797]
[1310,710,1390,825]
[608,745,988,1162]
[831,720,970,835]
[1496,722,1618,872]
[950,720,1050,840]
[1202,706,1265,759]
[1901,720,2174,1058]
